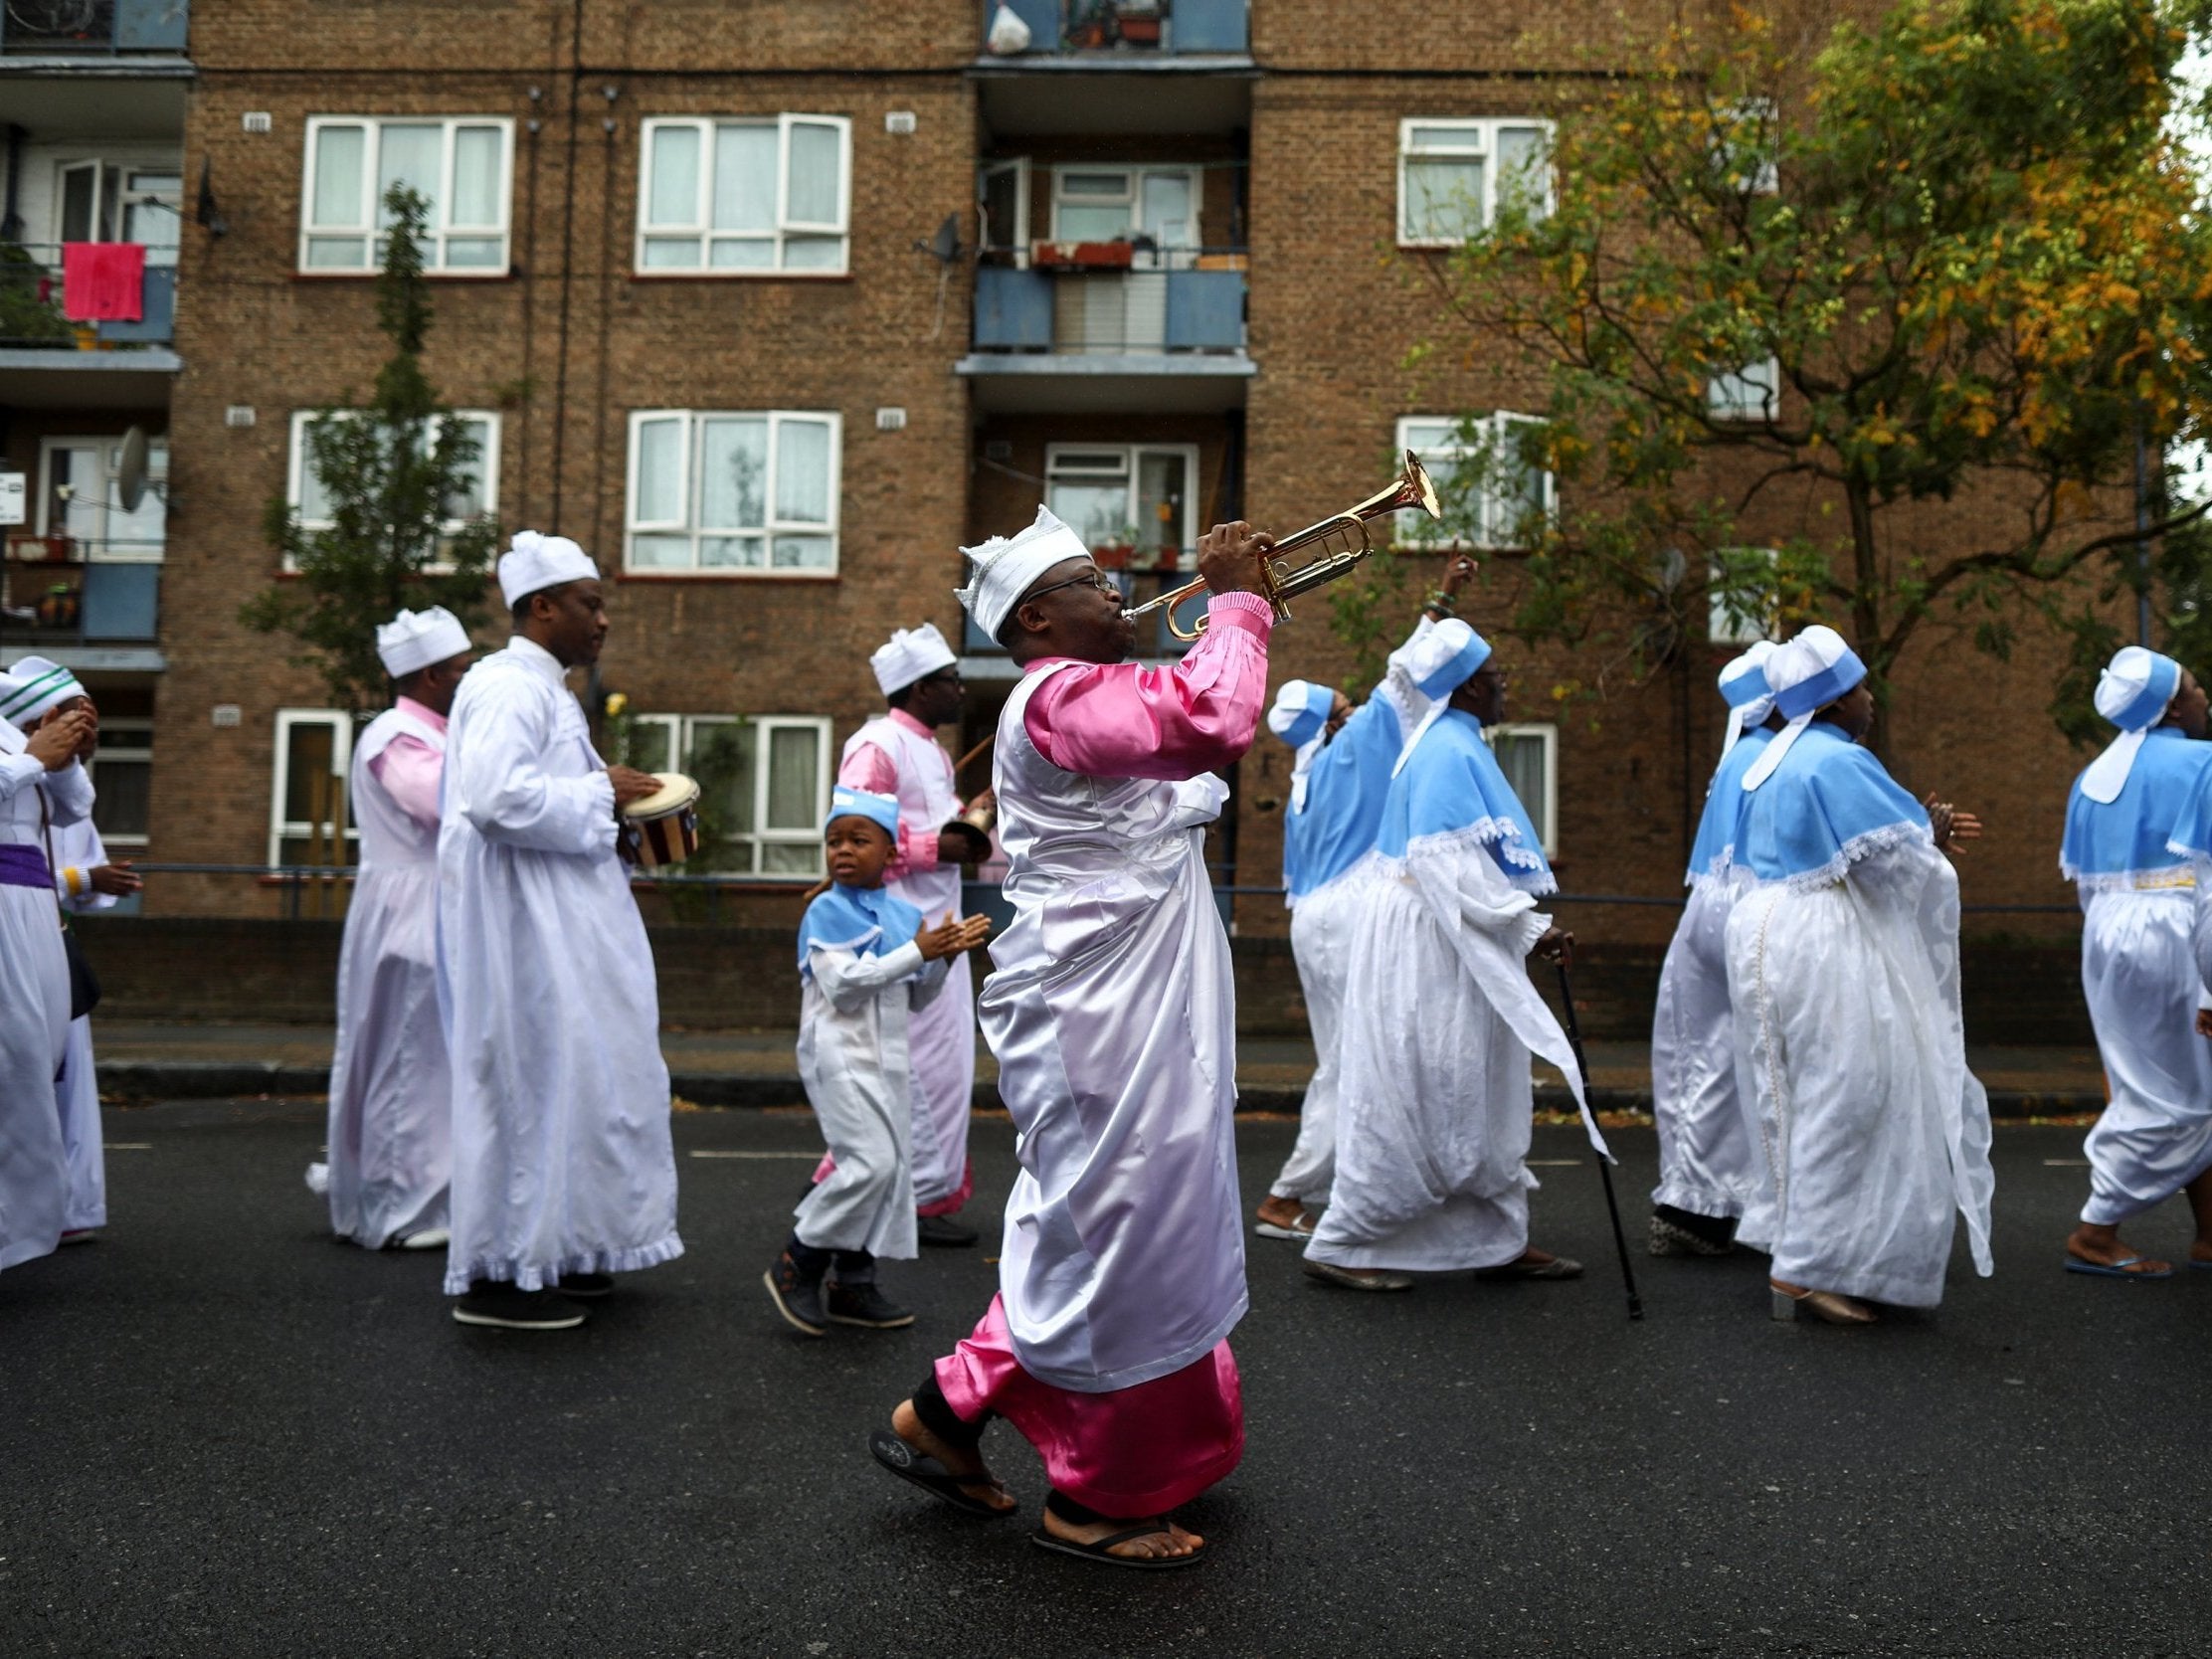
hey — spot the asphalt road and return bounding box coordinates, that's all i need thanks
[2,1103,2207,1659]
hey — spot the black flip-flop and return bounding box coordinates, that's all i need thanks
[1029,1520,1207,1569]
[867,1429,1016,1519]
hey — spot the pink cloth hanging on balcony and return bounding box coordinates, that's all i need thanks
[61,243,145,323]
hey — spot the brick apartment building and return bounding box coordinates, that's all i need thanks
[0,0,2098,950]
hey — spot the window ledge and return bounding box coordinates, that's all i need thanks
[619,569,840,583]
[291,271,516,283]
[629,271,852,283]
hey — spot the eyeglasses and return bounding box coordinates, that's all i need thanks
[1024,570,1123,604]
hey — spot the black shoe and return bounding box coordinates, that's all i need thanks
[827,1280,916,1329]
[452,1282,588,1331]
[916,1213,980,1248]
[556,1272,615,1300]
[764,1250,829,1337]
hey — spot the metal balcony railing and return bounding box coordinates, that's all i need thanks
[0,243,176,348]
[1,551,162,642]
[0,0,188,54]
[973,248,1247,355]
[981,0,1246,56]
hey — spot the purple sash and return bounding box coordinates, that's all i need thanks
[0,843,51,889]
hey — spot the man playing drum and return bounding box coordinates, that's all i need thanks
[437,532,682,1331]
[837,623,996,1246]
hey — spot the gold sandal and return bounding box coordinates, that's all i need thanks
[1769,1280,1877,1325]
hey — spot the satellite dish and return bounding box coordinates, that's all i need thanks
[115,426,150,514]
[915,213,964,264]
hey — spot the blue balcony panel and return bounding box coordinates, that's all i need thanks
[82,563,160,641]
[1164,270,1242,350]
[974,267,1054,349]
[100,266,175,345]
[115,0,188,51]
[1172,0,1245,50]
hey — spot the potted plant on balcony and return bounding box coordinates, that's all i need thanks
[1114,0,1163,44]
[36,584,80,630]
[1091,528,1139,570]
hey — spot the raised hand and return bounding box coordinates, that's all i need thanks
[1197,521,1275,599]
[27,709,92,771]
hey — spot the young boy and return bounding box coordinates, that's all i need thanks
[766,786,992,1336]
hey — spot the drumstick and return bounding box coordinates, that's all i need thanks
[954,735,996,781]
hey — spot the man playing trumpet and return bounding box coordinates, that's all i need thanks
[869,508,1275,1569]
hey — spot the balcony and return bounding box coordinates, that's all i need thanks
[2,243,182,407]
[961,249,1252,413]
[0,0,188,57]
[981,0,1246,57]
[2,543,162,661]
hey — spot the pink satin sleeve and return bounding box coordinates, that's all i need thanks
[368,734,444,830]
[836,739,947,877]
[1023,592,1273,781]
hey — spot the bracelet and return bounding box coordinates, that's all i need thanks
[64,865,85,898]
[1424,591,1457,614]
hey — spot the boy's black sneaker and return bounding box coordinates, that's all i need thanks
[916,1213,979,1248]
[827,1280,916,1330]
[556,1272,615,1300]
[452,1282,588,1331]
[764,1251,829,1337]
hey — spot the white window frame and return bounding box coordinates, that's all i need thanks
[1714,97,1780,196]
[1047,164,1200,256]
[1709,547,1781,646]
[1487,722,1559,855]
[88,713,152,848]
[298,116,516,276]
[624,409,842,578]
[634,114,852,276]
[57,159,123,244]
[284,410,501,570]
[1042,443,1199,558]
[751,715,832,879]
[978,157,1032,268]
[35,435,169,564]
[269,708,357,866]
[1707,357,1780,423]
[1396,118,1555,248]
[1396,415,1556,552]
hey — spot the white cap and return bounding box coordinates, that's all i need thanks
[2080,645,2184,804]
[1267,680,1337,750]
[870,623,959,697]
[1742,626,1868,791]
[498,530,599,609]
[0,655,88,728]
[955,506,1091,642]
[375,606,472,678]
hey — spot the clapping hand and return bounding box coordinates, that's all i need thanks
[1925,794,1983,852]
[917,911,994,962]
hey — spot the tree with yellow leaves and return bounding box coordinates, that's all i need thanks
[1403,0,2212,750]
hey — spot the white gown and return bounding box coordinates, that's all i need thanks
[318,705,452,1248]
[1309,835,1594,1272]
[0,731,86,1271]
[437,636,681,1295]
[2085,880,2212,1222]
[840,714,977,1209]
[50,815,113,1234]
[984,659,1247,1393]
[1727,832,1995,1306]
[793,935,948,1258]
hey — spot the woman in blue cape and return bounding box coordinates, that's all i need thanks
[1648,641,1783,1260]
[2065,646,2212,1279]
[1304,620,1608,1291]
[1726,627,1993,1325]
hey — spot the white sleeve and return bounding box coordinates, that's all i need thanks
[1373,615,1439,743]
[41,759,93,829]
[907,952,952,1012]
[454,681,616,856]
[811,940,928,1014]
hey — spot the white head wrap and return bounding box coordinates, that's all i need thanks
[2079,645,2184,805]
[0,655,89,728]
[870,623,959,697]
[375,606,472,678]
[498,530,599,610]
[1742,625,1867,791]
[1391,620,1496,777]
[954,506,1092,643]
[1717,640,1780,758]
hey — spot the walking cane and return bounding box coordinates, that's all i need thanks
[1554,956,1645,1322]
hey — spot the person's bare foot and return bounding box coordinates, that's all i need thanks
[889,1398,1016,1515]
[1040,1508,1204,1561]
[2067,1223,2172,1275]
[1253,1195,1312,1237]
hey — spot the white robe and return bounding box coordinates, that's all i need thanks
[1649,871,1769,1238]
[318,705,452,1248]
[794,937,948,1258]
[2081,883,2212,1224]
[437,636,681,1295]
[1308,834,1592,1272]
[50,815,113,1234]
[984,660,1246,1393]
[1271,879,1359,1205]
[0,733,86,1271]
[1727,833,1995,1306]
[841,714,977,1209]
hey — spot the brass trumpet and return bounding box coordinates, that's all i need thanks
[1122,451,1442,644]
